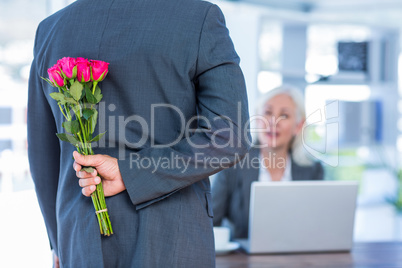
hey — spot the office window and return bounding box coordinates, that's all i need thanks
[306,24,371,79]
[0,108,12,125]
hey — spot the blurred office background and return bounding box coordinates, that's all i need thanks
[1,0,402,266]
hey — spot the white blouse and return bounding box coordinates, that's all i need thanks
[258,154,292,182]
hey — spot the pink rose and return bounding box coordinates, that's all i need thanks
[47,65,65,87]
[57,57,77,79]
[90,60,109,82]
[76,58,91,83]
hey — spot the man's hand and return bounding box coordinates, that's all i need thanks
[73,151,126,197]
[53,251,60,268]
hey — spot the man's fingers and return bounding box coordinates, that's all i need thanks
[78,176,101,188]
[81,185,96,197]
[73,151,102,198]
[73,161,82,172]
[76,169,97,179]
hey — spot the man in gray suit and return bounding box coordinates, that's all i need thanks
[27,0,250,267]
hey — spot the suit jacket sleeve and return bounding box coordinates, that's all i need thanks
[27,29,61,253]
[119,4,251,210]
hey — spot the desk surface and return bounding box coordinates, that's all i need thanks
[216,242,402,268]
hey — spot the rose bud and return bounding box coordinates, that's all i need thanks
[57,57,77,79]
[47,65,65,87]
[90,60,109,82]
[76,58,91,83]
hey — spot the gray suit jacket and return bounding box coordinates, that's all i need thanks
[27,0,250,267]
[212,147,324,239]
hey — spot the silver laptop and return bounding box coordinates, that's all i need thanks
[237,180,359,254]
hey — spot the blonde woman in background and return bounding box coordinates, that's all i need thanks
[212,85,324,239]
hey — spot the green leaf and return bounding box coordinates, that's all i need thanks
[82,109,95,120]
[91,109,98,134]
[80,87,86,100]
[81,167,94,173]
[85,87,97,104]
[56,133,70,142]
[49,92,66,105]
[71,103,82,116]
[90,131,106,142]
[56,133,80,147]
[41,77,55,87]
[62,120,80,134]
[65,97,78,106]
[64,91,72,98]
[84,82,92,91]
[70,80,84,101]
[72,66,77,79]
[94,86,103,103]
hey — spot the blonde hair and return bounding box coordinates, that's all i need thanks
[255,85,314,166]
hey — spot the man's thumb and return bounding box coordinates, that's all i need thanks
[73,151,96,166]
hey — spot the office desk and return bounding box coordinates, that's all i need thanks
[216,242,402,267]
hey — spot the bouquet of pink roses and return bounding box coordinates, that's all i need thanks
[43,57,113,236]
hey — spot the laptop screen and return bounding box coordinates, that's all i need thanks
[244,181,359,254]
